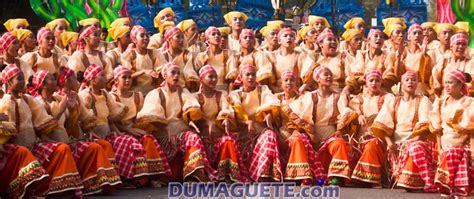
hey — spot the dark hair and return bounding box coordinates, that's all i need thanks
[77,71,85,83]
[0,64,7,72]
[465,73,472,83]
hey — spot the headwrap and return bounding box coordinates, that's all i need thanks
[383,24,405,37]
[110,17,130,28]
[421,22,437,29]
[3,18,29,32]
[317,28,335,44]
[82,64,104,88]
[278,27,295,39]
[60,31,78,47]
[297,26,313,41]
[260,25,281,37]
[448,69,468,95]
[205,26,220,40]
[454,21,469,33]
[343,17,365,30]
[313,66,331,80]
[108,26,130,41]
[341,29,362,42]
[159,21,175,35]
[407,23,422,36]
[161,62,179,79]
[401,70,419,82]
[0,32,17,54]
[282,70,297,79]
[217,27,231,35]
[57,66,74,88]
[79,18,100,27]
[450,33,469,44]
[433,23,456,34]
[367,28,383,40]
[382,17,407,29]
[78,26,98,50]
[364,70,382,81]
[177,19,196,31]
[11,29,33,43]
[267,20,284,27]
[28,70,48,97]
[162,26,182,52]
[45,18,70,30]
[223,11,248,25]
[2,64,21,84]
[36,27,53,43]
[154,7,175,28]
[113,65,131,80]
[308,16,329,28]
[198,64,216,79]
[239,28,255,40]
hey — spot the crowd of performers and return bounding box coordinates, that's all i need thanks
[0,7,473,198]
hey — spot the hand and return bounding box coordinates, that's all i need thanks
[189,121,200,134]
[387,143,398,155]
[150,71,160,79]
[223,119,231,135]
[265,113,274,130]
[59,95,68,110]
[207,121,215,137]
[418,36,428,54]
[246,120,256,135]
[0,113,8,122]
[357,115,366,126]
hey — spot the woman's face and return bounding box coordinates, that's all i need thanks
[451,41,467,58]
[444,76,463,96]
[365,76,382,94]
[353,22,365,35]
[24,34,37,49]
[42,73,57,92]
[208,31,222,46]
[170,32,185,49]
[282,75,297,93]
[116,72,132,90]
[316,70,333,87]
[185,24,198,40]
[369,33,384,49]
[266,29,279,46]
[65,73,80,92]
[165,67,181,87]
[390,28,404,45]
[242,68,257,88]
[438,29,453,45]
[401,76,418,94]
[160,13,175,24]
[8,72,25,93]
[6,39,20,57]
[92,71,106,89]
[349,34,363,50]
[240,34,255,49]
[312,20,326,33]
[54,21,68,40]
[422,27,436,41]
[409,29,423,44]
[118,31,131,47]
[304,28,318,44]
[135,29,149,48]
[321,37,338,56]
[278,32,295,48]
[86,30,101,49]
[201,71,218,89]
[40,32,56,51]
[231,16,245,30]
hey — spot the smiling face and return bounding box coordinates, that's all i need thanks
[321,37,338,56]
[451,41,468,58]
[282,75,297,93]
[135,29,150,48]
[315,69,333,87]
[369,32,384,49]
[201,70,218,89]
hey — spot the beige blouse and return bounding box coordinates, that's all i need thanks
[68,51,113,80]
[21,51,67,74]
[372,95,432,144]
[195,49,237,91]
[429,96,473,149]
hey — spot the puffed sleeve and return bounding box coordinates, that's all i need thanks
[228,89,249,121]
[215,91,236,130]
[224,50,239,81]
[256,51,277,84]
[101,51,114,81]
[23,95,59,135]
[428,97,443,135]
[412,96,432,138]
[77,96,97,133]
[181,88,203,123]
[104,91,127,122]
[153,50,168,77]
[254,85,280,123]
[135,89,168,131]
[371,95,396,138]
[67,51,86,72]
[447,98,473,134]
[298,51,318,84]
[183,52,200,84]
